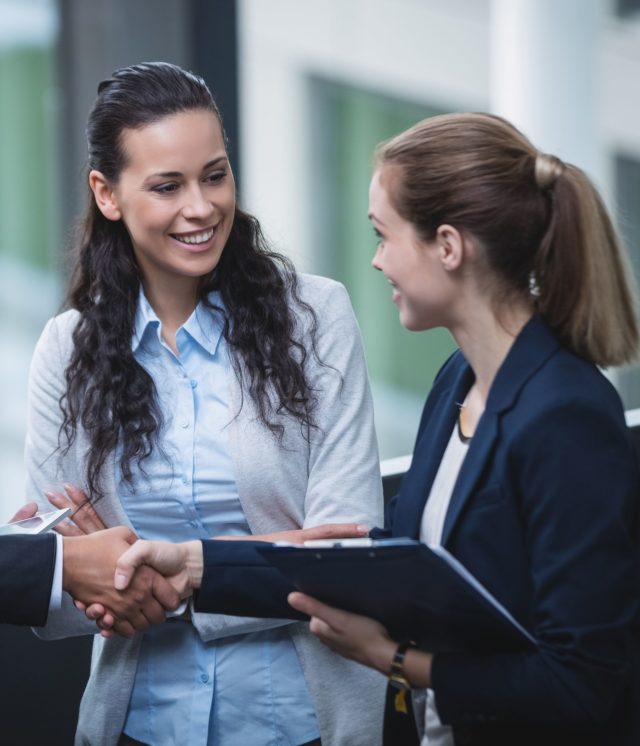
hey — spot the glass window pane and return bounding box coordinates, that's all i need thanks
[309,78,457,457]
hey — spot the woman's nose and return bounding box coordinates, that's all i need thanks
[181,185,214,220]
[371,245,383,271]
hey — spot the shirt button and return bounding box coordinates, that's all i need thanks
[182,476,189,485]
[200,674,209,683]
[190,379,198,389]
[181,420,189,429]
[189,520,198,528]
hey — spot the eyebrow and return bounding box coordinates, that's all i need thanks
[146,156,228,180]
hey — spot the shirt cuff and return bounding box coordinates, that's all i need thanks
[166,598,190,618]
[49,533,63,611]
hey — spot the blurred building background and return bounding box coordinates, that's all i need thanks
[1,0,640,517]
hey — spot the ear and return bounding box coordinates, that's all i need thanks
[435,224,465,271]
[89,170,121,221]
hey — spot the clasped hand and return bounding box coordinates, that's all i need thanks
[18,490,183,638]
[42,484,370,638]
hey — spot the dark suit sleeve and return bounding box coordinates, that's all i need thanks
[193,540,307,620]
[0,533,56,626]
[431,402,640,730]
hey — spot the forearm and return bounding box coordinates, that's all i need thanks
[194,540,305,619]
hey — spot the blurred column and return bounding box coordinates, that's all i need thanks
[490,0,620,383]
[55,0,238,250]
[56,0,191,245]
[490,0,604,187]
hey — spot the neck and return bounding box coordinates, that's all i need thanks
[142,276,200,354]
[451,301,533,404]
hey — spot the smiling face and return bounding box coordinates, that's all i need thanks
[369,166,455,332]
[90,108,235,300]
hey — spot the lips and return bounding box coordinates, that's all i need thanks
[386,278,400,303]
[170,226,216,246]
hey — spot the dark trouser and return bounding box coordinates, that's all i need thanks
[118,734,321,746]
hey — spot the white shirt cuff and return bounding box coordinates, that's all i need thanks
[49,533,63,611]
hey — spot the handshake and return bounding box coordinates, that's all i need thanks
[18,485,369,638]
[62,525,204,638]
[10,493,203,638]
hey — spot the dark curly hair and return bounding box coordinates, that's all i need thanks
[61,62,320,500]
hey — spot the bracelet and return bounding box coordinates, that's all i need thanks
[388,640,417,691]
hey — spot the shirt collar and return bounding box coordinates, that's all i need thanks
[131,287,225,356]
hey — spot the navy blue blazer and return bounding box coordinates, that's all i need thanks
[0,533,56,626]
[194,315,639,745]
[377,315,640,745]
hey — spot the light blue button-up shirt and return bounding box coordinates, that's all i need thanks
[119,291,319,746]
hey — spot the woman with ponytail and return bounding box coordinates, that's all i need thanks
[26,62,384,745]
[287,113,640,745]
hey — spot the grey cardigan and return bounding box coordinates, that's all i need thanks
[28,274,386,746]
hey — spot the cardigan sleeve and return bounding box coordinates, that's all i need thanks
[25,314,99,639]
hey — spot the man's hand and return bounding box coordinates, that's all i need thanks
[62,527,181,637]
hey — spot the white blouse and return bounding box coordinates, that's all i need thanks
[419,422,470,746]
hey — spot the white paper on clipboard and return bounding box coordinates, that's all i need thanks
[0,508,71,536]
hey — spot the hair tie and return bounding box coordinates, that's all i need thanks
[535,152,564,191]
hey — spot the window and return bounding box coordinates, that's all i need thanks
[0,0,60,516]
[308,77,458,457]
[615,153,640,408]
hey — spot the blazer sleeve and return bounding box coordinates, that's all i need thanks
[0,534,56,626]
[191,279,383,635]
[431,400,640,729]
[194,540,306,619]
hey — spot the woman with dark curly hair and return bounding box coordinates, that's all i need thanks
[27,62,384,746]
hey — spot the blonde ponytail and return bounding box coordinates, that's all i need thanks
[534,164,639,367]
[376,112,639,367]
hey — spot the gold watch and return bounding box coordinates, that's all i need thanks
[388,640,417,690]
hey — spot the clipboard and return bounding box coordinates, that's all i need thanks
[258,539,535,653]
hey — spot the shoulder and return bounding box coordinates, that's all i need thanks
[521,346,625,424]
[503,350,633,480]
[294,273,350,308]
[32,308,80,366]
[289,273,357,331]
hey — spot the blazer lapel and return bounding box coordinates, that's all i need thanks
[393,363,474,538]
[440,411,499,545]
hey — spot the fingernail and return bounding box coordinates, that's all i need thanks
[114,574,128,590]
[356,525,370,534]
[63,483,75,493]
[44,491,58,500]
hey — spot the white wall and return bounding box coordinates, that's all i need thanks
[238,0,640,257]
[237,0,491,268]
[237,0,640,454]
